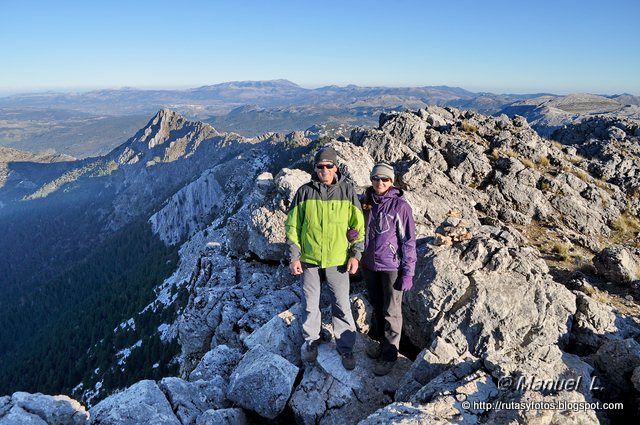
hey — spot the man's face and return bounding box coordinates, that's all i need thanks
[315,161,337,185]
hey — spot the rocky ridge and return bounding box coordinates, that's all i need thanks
[499,93,640,137]
[3,106,640,423]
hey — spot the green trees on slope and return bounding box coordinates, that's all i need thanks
[0,217,181,401]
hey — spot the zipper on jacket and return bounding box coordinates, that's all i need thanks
[389,244,399,263]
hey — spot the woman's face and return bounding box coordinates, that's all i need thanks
[371,175,393,195]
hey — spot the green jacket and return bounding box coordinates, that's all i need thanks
[286,172,365,268]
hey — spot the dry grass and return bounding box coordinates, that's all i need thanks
[552,242,569,260]
[609,206,640,248]
[612,210,640,234]
[519,221,568,260]
[503,149,517,158]
[590,288,640,317]
[569,155,584,165]
[461,121,478,133]
[594,178,608,189]
[521,158,535,169]
[537,155,550,167]
[574,170,589,182]
[561,165,590,182]
[490,148,500,160]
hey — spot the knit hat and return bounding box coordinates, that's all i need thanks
[314,147,338,165]
[370,163,395,181]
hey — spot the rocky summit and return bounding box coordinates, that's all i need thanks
[2,105,640,424]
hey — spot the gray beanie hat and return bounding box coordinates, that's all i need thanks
[314,147,338,165]
[370,163,395,181]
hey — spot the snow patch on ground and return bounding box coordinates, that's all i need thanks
[83,379,104,406]
[157,323,170,341]
[116,340,143,366]
[113,317,135,333]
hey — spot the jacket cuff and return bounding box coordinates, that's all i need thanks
[287,241,302,262]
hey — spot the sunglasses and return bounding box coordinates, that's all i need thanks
[371,175,392,182]
[316,163,335,170]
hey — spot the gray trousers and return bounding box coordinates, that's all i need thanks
[302,263,356,354]
[363,268,403,361]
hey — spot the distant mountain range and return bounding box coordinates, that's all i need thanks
[0,80,484,116]
[0,80,638,157]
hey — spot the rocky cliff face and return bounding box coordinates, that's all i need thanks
[3,106,640,424]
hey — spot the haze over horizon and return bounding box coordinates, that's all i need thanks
[1,0,639,96]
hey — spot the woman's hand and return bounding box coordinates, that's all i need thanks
[394,274,413,291]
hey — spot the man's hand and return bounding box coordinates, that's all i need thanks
[346,257,359,274]
[290,260,303,275]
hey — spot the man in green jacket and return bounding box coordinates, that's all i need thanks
[285,146,365,370]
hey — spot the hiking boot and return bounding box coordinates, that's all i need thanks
[373,360,395,376]
[341,352,356,370]
[303,340,319,363]
[365,343,381,360]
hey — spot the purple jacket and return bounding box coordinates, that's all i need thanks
[361,186,417,277]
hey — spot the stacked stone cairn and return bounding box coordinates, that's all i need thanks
[434,210,473,246]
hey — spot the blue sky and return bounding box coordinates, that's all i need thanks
[1,0,638,95]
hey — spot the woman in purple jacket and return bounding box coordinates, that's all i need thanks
[361,163,417,376]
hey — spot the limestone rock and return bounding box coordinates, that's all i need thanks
[569,292,640,353]
[396,337,475,402]
[158,377,228,424]
[329,141,376,189]
[396,159,482,237]
[227,345,299,419]
[350,292,373,334]
[404,225,578,389]
[244,303,305,366]
[150,169,224,245]
[188,344,243,382]
[632,366,640,392]
[593,246,639,283]
[363,366,496,424]
[350,127,418,164]
[483,390,600,425]
[0,397,8,418]
[289,334,412,424]
[591,338,640,398]
[247,205,288,261]
[195,408,249,425]
[444,138,492,186]
[177,254,301,375]
[0,405,48,425]
[89,380,180,425]
[0,393,88,425]
[273,168,311,205]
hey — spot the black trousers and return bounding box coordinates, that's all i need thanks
[363,267,403,361]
